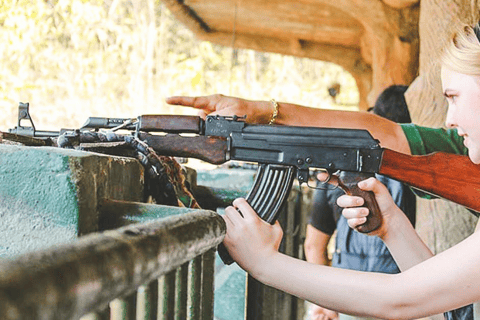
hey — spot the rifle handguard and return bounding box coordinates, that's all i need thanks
[218,164,296,265]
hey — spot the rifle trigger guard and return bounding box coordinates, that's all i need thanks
[306,170,341,191]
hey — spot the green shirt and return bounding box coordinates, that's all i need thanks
[400,123,467,156]
[400,123,468,201]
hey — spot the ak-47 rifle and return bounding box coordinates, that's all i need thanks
[5,102,480,264]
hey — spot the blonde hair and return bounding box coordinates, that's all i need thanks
[441,23,480,75]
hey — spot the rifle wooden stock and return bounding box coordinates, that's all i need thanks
[379,149,480,213]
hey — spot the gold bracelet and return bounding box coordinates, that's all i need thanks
[269,99,279,125]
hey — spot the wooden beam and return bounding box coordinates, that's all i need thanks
[382,0,419,9]
[161,0,211,35]
[198,30,372,110]
[198,30,367,72]
[185,0,363,47]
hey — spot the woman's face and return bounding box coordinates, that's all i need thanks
[441,66,480,164]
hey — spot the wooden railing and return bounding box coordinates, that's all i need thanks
[0,201,225,320]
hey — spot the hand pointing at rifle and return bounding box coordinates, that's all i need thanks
[166,94,273,124]
[166,94,410,156]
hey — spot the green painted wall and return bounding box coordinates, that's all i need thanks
[0,145,79,227]
[0,144,143,257]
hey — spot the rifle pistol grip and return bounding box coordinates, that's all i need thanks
[337,172,382,233]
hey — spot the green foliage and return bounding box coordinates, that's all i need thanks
[0,0,358,131]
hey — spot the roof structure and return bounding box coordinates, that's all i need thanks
[162,0,420,110]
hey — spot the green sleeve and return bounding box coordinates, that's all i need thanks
[400,123,467,156]
[399,124,467,200]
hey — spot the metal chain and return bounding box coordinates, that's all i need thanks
[57,130,179,206]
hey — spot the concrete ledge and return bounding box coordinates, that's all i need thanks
[0,145,143,257]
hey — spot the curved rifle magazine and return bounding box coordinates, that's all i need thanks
[246,164,296,223]
[218,164,296,265]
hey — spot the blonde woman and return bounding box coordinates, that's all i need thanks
[167,22,480,319]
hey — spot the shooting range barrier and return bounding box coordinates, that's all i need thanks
[0,203,222,319]
[0,144,312,320]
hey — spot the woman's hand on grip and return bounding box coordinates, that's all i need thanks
[336,177,403,239]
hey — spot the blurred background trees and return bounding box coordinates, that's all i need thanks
[0,0,359,130]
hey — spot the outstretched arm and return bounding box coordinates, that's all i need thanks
[223,197,480,319]
[304,226,339,320]
[166,94,410,155]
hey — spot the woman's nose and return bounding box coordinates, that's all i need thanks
[445,106,457,129]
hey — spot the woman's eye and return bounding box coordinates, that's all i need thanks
[446,94,456,103]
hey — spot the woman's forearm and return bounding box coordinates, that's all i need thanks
[249,100,411,154]
[223,194,480,320]
[304,226,332,266]
[252,245,477,320]
[166,95,411,154]
[382,212,434,271]
[253,252,403,319]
